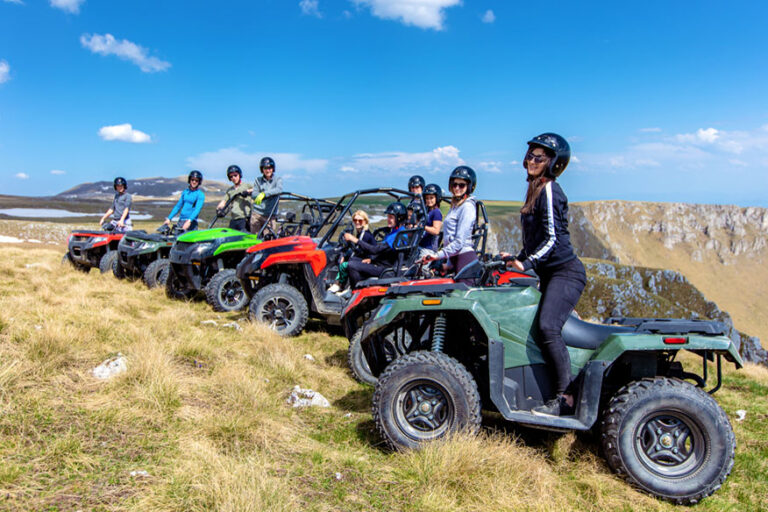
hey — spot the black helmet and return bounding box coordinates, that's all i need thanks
[526,133,570,178]
[408,175,425,190]
[188,170,203,185]
[113,177,127,190]
[384,202,408,225]
[226,165,242,178]
[448,165,476,194]
[259,157,275,172]
[423,183,442,204]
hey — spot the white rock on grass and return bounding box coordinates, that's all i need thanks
[303,354,315,362]
[129,470,150,478]
[93,354,127,380]
[222,322,242,331]
[735,409,747,422]
[287,385,330,408]
[200,320,218,326]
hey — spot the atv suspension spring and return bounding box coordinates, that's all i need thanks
[431,314,447,352]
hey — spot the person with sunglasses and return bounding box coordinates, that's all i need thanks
[501,133,585,417]
[164,170,205,231]
[328,210,375,294]
[249,157,283,235]
[421,166,478,279]
[216,165,251,232]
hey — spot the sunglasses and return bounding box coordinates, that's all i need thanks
[526,152,550,164]
[353,218,365,223]
[450,181,467,189]
[190,178,200,182]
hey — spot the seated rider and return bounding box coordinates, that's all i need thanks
[417,183,443,259]
[164,170,205,231]
[406,174,425,226]
[345,202,409,289]
[328,210,374,294]
[99,177,132,233]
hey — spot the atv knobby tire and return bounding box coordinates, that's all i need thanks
[205,269,248,312]
[99,250,118,274]
[112,257,127,279]
[144,259,170,288]
[348,329,377,385]
[601,377,735,505]
[249,283,309,337]
[62,252,89,272]
[373,351,482,451]
[165,267,196,301]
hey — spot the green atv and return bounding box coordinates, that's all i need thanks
[165,226,262,311]
[359,260,741,504]
[113,223,185,287]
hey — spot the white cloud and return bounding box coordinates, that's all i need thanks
[50,169,66,175]
[98,123,152,143]
[477,161,502,173]
[186,148,329,177]
[340,166,358,173]
[481,9,495,23]
[639,127,662,133]
[675,127,720,145]
[15,172,29,179]
[351,0,462,30]
[0,60,10,84]
[50,0,84,13]
[348,145,464,175]
[80,33,171,73]
[300,0,322,17]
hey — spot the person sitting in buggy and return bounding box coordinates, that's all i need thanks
[328,210,375,294]
[345,202,409,289]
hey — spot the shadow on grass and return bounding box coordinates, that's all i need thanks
[333,388,373,413]
[324,348,348,369]
[355,418,390,453]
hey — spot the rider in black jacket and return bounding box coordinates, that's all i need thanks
[502,133,586,417]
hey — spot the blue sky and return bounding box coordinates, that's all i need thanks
[1,0,767,206]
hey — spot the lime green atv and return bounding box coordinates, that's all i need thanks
[359,260,742,504]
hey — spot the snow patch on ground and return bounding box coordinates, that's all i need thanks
[0,235,25,243]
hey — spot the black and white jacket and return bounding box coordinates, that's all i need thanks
[515,180,577,272]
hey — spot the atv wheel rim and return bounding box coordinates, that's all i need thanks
[220,279,245,307]
[634,411,706,478]
[394,380,453,441]
[260,296,296,332]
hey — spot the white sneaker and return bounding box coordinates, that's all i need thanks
[328,283,341,293]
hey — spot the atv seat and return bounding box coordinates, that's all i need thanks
[354,228,424,288]
[356,276,408,288]
[561,315,635,350]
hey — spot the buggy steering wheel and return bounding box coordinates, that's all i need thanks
[337,221,355,249]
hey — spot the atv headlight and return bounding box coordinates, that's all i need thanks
[194,242,218,258]
[90,236,108,245]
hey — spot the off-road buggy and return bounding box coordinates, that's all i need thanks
[63,223,125,273]
[359,260,741,504]
[236,188,425,337]
[166,192,335,312]
[113,223,185,287]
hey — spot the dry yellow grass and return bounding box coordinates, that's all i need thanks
[0,244,765,511]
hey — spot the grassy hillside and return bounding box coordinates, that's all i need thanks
[1,246,767,511]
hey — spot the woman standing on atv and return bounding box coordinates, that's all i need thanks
[99,177,132,233]
[328,210,375,294]
[345,202,408,289]
[164,170,205,231]
[503,133,586,417]
[216,165,251,232]
[421,166,477,277]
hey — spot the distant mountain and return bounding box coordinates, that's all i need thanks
[55,176,230,201]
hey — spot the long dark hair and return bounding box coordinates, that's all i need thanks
[520,146,554,214]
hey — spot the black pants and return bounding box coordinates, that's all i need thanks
[348,259,388,288]
[229,217,248,232]
[536,257,587,395]
[449,251,478,284]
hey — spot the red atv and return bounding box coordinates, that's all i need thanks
[63,223,126,273]
[236,188,425,336]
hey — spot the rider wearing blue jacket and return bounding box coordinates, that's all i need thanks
[165,170,205,231]
[346,202,409,288]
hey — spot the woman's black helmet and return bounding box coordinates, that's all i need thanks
[226,165,242,178]
[526,133,570,178]
[408,175,425,190]
[260,157,276,173]
[113,177,127,190]
[188,170,203,185]
[423,183,442,204]
[384,202,408,225]
[448,166,476,194]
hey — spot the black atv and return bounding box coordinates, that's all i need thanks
[113,223,187,287]
[63,222,125,273]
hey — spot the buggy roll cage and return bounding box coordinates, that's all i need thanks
[316,187,426,248]
[256,192,338,239]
